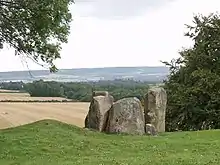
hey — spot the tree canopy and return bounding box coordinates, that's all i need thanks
[163,13,220,131]
[0,0,74,72]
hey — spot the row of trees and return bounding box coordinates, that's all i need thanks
[0,81,24,91]
[23,79,152,102]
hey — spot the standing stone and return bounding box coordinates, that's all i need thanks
[106,97,145,135]
[92,91,110,97]
[85,93,113,132]
[144,87,167,133]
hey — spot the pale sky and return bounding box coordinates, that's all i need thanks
[1,0,220,72]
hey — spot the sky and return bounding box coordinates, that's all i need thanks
[1,0,220,71]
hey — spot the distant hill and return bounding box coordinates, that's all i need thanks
[0,66,169,82]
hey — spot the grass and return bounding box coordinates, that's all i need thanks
[0,120,220,165]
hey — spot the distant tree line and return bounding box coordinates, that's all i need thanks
[0,81,24,91]
[0,79,152,102]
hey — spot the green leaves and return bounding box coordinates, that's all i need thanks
[0,0,74,72]
[163,13,220,131]
[23,80,150,102]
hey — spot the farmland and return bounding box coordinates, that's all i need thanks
[0,91,72,102]
[0,91,89,129]
[0,89,21,93]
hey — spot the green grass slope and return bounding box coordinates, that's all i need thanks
[0,120,220,165]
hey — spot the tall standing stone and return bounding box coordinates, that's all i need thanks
[85,91,114,132]
[106,97,145,135]
[144,87,167,133]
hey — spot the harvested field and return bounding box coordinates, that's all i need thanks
[0,102,89,129]
[0,89,21,93]
[0,92,71,101]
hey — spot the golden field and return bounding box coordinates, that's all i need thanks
[0,91,89,129]
[0,90,72,101]
[0,89,21,92]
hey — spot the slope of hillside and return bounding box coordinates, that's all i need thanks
[0,120,220,165]
[0,66,169,82]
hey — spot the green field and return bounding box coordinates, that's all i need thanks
[0,120,220,165]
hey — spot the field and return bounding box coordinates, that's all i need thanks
[0,102,89,129]
[0,90,72,101]
[0,89,21,93]
[0,91,89,129]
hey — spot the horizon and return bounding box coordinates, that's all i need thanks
[1,0,220,72]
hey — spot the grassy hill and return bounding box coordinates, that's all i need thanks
[0,120,220,165]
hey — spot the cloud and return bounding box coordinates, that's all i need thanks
[74,0,175,19]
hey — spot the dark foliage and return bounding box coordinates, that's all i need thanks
[23,79,151,102]
[163,13,220,131]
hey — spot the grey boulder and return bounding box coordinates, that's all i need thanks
[106,97,145,135]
